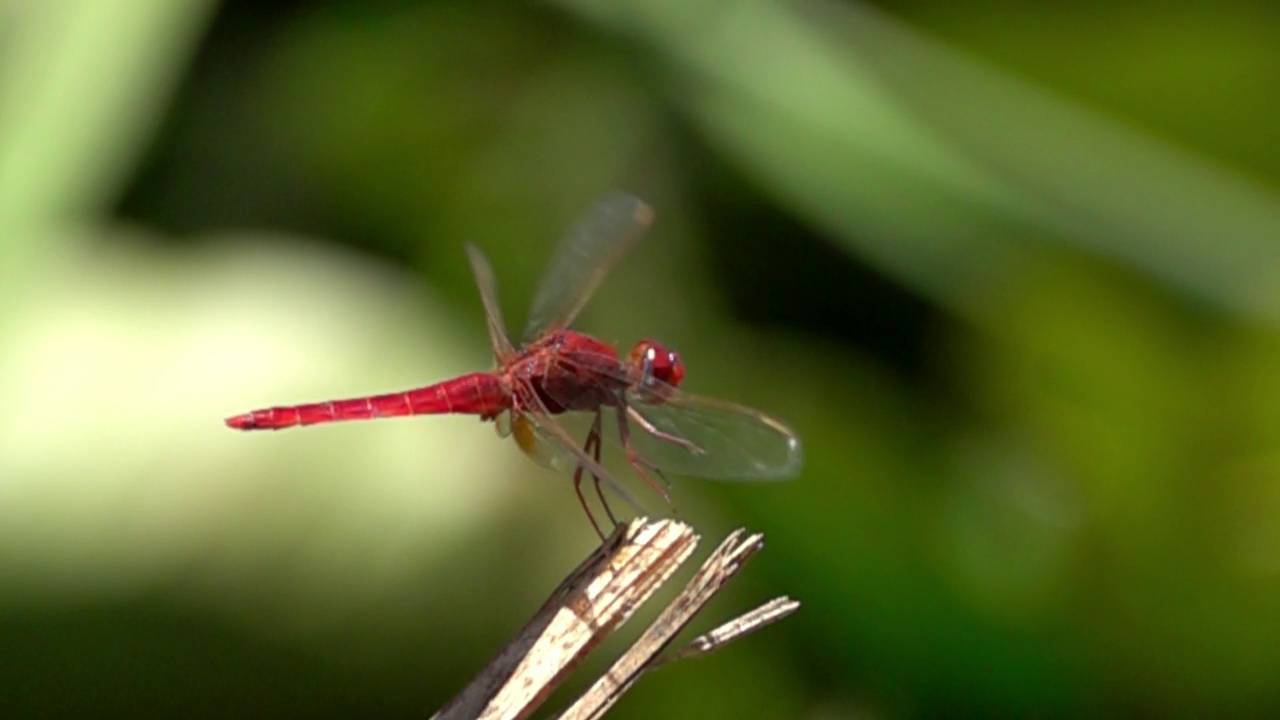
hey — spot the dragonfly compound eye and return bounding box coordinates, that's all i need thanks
[630,339,685,389]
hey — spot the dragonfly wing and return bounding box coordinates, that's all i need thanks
[466,243,516,361]
[623,389,803,480]
[527,346,802,481]
[511,383,645,512]
[522,193,654,342]
[505,410,582,471]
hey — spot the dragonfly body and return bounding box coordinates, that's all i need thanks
[225,330,634,430]
[223,373,502,430]
[226,193,801,534]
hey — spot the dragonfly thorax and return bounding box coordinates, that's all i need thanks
[511,330,628,414]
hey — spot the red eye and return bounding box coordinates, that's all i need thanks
[630,339,685,388]
[659,349,685,387]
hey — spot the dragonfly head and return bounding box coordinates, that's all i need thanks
[629,339,685,398]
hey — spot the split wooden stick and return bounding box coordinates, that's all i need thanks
[431,518,798,720]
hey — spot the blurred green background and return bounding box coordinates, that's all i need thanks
[4,0,1280,717]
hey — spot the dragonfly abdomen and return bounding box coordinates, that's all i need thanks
[225,372,508,430]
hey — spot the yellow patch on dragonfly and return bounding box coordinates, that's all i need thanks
[512,413,539,457]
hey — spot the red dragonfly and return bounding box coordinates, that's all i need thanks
[226,194,802,535]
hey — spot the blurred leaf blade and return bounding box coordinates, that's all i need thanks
[561,0,1280,323]
[0,0,217,232]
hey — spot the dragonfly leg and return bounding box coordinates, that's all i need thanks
[615,403,673,505]
[515,382,643,537]
[573,410,608,539]
[625,405,706,455]
[585,410,621,530]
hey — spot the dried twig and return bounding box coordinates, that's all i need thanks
[648,595,801,669]
[431,518,798,720]
[557,529,798,720]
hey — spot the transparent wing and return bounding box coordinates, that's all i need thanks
[494,409,588,478]
[510,382,645,512]
[522,193,654,342]
[466,243,516,362]
[623,389,803,480]
[531,348,803,481]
